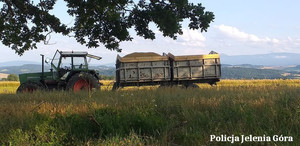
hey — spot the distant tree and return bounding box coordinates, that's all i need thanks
[221,67,286,79]
[99,75,115,80]
[1,78,7,81]
[7,74,19,81]
[0,0,214,55]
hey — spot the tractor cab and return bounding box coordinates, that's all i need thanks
[51,50,101,80]
[17,50,102,93]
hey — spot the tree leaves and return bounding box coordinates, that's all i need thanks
[0,0,69,55]
[0,0,214,55]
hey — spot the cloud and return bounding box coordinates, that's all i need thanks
[176,29,206,47]
[274,56,287,59]
[215,25,281,44]
[217,25,260,42]
[209,24,300,55]
[151,29,206,47]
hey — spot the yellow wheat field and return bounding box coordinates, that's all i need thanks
[100,79,300,90]
[0,81,19,94]
[1,79,300,94]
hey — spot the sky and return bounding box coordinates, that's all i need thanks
[1,0,300,65]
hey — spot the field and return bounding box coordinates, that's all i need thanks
[0,80,299,145]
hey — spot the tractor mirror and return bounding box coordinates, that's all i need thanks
[45,58,51,64]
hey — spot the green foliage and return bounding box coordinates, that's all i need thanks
[7,74,19,81]
[0,0,214,55]
[221,67,285,79]
[0,74,19,81]
[99,75,115,80]
[0,0,69,55]
[1,78,7,81]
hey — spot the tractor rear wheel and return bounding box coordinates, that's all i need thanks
[66,73,100,92]
[17,82,44,93]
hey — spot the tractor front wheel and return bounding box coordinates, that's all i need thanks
[17,82,44,93]
[66,73,100,92]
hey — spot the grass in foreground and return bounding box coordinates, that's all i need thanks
[0,81,299,145]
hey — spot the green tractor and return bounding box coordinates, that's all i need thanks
[17,50,102,93]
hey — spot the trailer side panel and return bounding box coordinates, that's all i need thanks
[118,61,171,83]
[171,54,221,82]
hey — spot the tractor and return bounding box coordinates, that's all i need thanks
[17,50,102,93]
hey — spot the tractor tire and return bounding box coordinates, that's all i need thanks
[17,82,44,93]
[66,72,100,92]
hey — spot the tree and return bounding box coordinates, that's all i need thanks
[7,74,19,81]
[1,78,7,81]
[0,0,214,55]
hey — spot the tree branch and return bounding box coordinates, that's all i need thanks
[4,0,15,16]
[44,29,56,45]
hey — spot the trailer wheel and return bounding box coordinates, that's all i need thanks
[184,83,199,89]
[112,82,119,90]
[17,82,44,93]
[66,73,100,92]
[158,84,171,89]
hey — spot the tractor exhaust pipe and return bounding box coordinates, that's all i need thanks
[40,54,45,83]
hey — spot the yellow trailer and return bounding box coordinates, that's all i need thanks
[114,51,221,89]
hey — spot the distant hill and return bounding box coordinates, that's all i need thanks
[89,66,115,76]
[221,53,300,66]
[222,64,264,69]
[0,64,50,75]
[282,65,300,72]
[221,67,286,79]
[0,61,39,66]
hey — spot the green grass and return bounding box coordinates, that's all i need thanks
[0,83,299,145]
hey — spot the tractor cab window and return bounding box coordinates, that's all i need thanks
[73,57,87,69]
[60,57,72,70]
[59,56,87,70]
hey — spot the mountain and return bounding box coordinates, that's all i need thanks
[222,64,264,69]
[0,64,50,75]
[221,67,285,79]
[221,53,300,66]
[0,61,40,66]
[282,65,300,72]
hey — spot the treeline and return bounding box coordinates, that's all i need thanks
[99,75,115,80]
[221,67,286,79]
[0,74,19,81]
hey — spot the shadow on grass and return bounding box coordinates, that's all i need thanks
[2,107,169,145]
